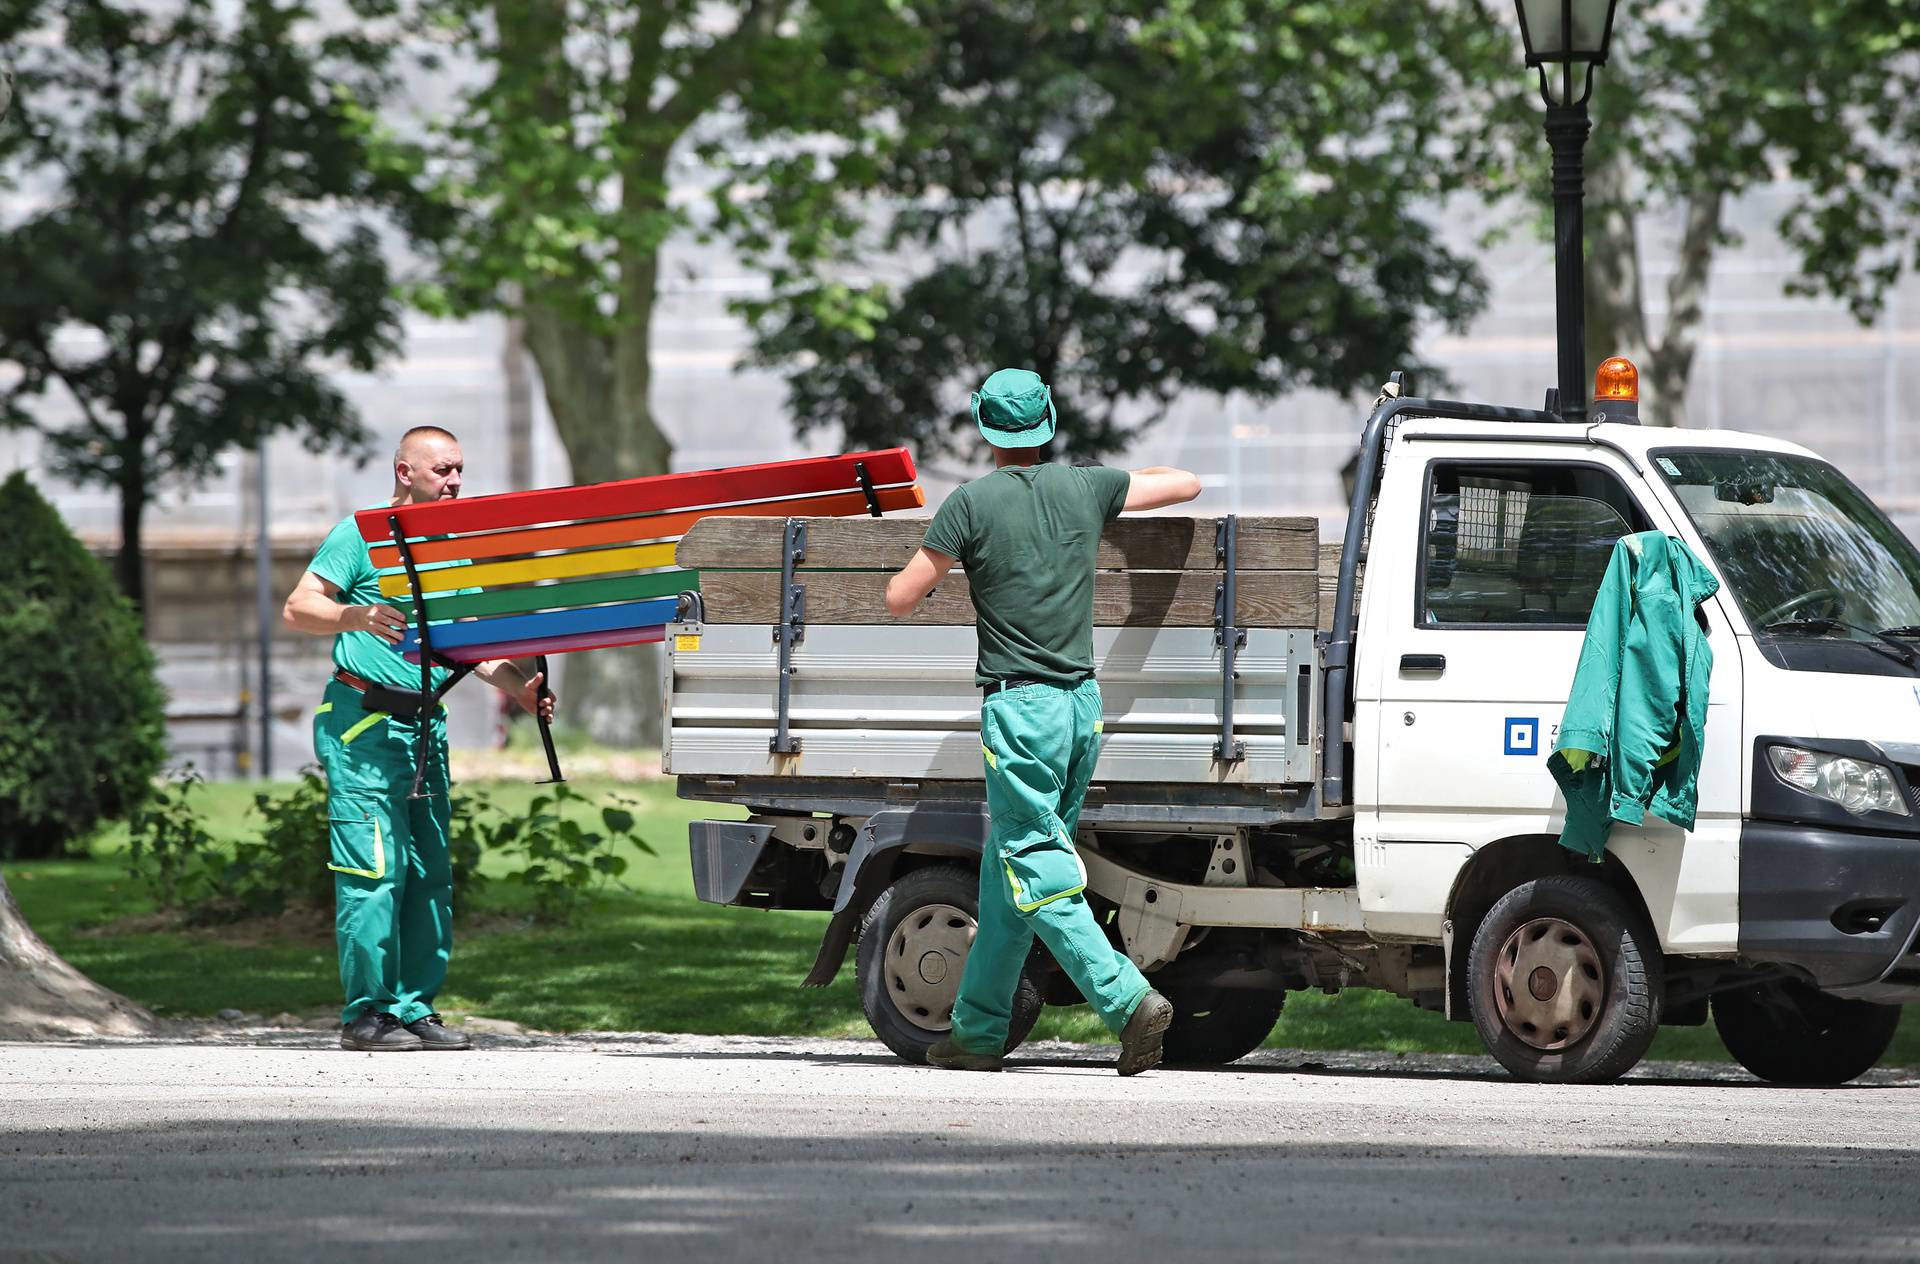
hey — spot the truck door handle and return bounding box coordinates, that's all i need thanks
[1399,654,1447,674]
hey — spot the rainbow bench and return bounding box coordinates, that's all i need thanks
[352,448,922,789]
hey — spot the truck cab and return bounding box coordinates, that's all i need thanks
[676,367,1920,1084]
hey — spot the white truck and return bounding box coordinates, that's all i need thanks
[668,368,1920,1084]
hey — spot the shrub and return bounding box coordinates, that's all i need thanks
[127,766,645,924]
[467,782,651,923]
[126,768,220,911]
[223,767,337,915]
[0,472,167,858]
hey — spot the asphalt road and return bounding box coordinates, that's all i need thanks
[4,1030,1919,1263]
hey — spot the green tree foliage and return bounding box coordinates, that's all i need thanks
[411,0,912,478]
[1485,0,1920,417]
[0,472,166,860]
[0,0,432,608]
[405,0,913,742]
[719,0,1503,460]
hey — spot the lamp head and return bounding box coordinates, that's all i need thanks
[1515,0,1620,106]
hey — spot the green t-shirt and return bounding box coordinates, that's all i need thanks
[307,511,455,691]
[921,463,1131,686]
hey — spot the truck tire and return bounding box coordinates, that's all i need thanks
[1712,979,1900,1085]
[855,865,1042,1064]
[1467,874,1662,1084]
[1159,983,1284,1067]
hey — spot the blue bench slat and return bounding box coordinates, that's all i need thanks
[397,598,682,656]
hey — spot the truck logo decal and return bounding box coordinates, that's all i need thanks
[1504,717,1539,756]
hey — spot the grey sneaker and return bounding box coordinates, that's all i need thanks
[340,1011,423,1052]
[1117,990,1173,1076]
[925,1036,1004,1072]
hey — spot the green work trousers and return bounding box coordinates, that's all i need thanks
[949,679,1151,1053]
[313,678,453,1026]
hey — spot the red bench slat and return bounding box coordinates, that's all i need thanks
[355,448,916,543]
[368,483,924,570]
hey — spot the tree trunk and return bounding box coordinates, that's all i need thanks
[521,292,672,746]
[514,127,677,748]
[116,476,147,614]
[488,0,680,747]
[1582,145,1650,391]
[0,872,155,1039]
[1643,185,1724,426]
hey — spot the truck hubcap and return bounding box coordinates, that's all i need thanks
[1493,917,1605,1050]
[886,903,975,1032]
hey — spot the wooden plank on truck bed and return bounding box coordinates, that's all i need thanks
[676,515,1318,572]
[698,570,1318,627]
[1318,541,1360,634]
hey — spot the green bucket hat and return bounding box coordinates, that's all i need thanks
[971,368,1056,449]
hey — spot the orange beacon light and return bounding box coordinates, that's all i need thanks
[1592,356,1640,422]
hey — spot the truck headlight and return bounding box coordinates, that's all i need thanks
[1768,745,1911,817]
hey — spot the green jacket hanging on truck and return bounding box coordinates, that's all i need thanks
[1548,531,1720,859]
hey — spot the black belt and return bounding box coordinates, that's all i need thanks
[981,677,1060,696]
[333,668,432,717]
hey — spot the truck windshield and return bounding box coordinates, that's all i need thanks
[1653,450,1920,644]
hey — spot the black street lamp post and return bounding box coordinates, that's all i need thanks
[1515,0,1620,423]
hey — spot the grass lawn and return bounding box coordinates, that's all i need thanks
[8,775,1913,1065]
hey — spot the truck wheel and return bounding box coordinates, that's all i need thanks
[855,865,1042,1064]
[1159,983,1284,1067]
[1467,874,1661,1084]
[1712,979,1900,1085]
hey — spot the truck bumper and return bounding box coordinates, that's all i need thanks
[1739,820,1920,1003]
[689,819,777,906]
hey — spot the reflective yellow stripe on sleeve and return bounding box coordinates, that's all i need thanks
[981,744,998,769]
[316,702,333,715]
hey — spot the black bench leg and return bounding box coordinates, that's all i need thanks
[388,514,438,801]
[534,654,564,785]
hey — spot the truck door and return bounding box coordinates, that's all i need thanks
[1373,456,1656,830]
[1356,451,1703,938]
[1359,447,1745,947]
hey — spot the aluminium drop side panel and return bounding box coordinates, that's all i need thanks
[665,623,1317,785]
[660,624,679,773]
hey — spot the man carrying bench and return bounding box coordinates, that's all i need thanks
[283,426,555,1052]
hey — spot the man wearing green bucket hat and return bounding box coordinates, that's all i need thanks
[886,367,1202,1074]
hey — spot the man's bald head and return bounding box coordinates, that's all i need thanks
[396,426,459,466]
[393,427,464,505]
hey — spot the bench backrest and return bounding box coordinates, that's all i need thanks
[353,449,922,664]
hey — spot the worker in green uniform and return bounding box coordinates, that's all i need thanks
[282,426,555,1051]
[886,368,1203,1074]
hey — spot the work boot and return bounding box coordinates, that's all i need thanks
[405,1014,472,1050]
[1116,989,1173,1077]
[925,1036,1004,1072]
[341,1011,423,1052]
